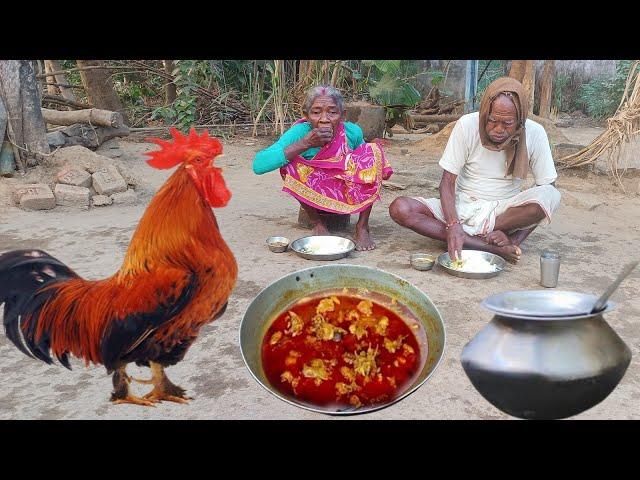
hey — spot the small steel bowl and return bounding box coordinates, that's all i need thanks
[266,236,290,253]
[410,253,436,271]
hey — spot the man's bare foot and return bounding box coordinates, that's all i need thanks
[484,230,512,247]
[354,224,375,251]
[496,244,522,263]
[312,222,330,236]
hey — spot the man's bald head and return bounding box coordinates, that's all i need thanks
[485,93,518,144]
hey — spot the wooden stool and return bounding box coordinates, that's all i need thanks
[297,206,351,231]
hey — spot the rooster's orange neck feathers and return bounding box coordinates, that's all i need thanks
[120,167,222,277]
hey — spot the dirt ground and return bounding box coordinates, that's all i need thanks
[1,126,639,420]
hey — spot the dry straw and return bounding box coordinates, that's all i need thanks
[558,60,640,190]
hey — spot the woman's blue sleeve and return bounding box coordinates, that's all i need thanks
[252,123,308,175]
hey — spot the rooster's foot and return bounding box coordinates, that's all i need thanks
[143,361,193,403]
[143,391,190,404]
[111,367,157,407]
[111,395,158,407]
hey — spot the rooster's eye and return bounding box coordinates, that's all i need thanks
[194,157,202,164]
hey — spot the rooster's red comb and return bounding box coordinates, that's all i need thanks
[145,127,223,169]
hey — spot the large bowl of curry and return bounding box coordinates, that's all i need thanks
[239,264,446,415]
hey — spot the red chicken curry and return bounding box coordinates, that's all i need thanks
[262,291,422,409]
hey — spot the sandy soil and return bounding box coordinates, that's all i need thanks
[1,129,639,420]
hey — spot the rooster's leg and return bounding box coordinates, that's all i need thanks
[110,366,157,407]
[142,361,192,404]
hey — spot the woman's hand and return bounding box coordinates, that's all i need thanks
[446,223,465,261]
[301,127,334,149]
[284,127,334,161]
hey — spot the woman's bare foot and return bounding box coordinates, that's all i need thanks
[484,230,512,247]
[312,222,330,236]
[354,223,375,251]
[495,244,522,263]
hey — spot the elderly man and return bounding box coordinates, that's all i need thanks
[389,77,561,263]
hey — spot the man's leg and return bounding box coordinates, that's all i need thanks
[389,197,448,239]
[389,197,521,262]
[354,205,375,251]
[486,203,546,247]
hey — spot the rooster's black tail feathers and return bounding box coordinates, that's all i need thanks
[0,249,78,367]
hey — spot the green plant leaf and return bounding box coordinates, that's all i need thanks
[372,60,401,75]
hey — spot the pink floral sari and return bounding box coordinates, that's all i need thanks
[280,120,393,214]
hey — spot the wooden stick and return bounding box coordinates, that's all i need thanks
[130,122,295,131]
[44,60,77,103]
[410,113,462,123]
[42,94,92,110]
[35,65,135,79]
[43,82,84,90]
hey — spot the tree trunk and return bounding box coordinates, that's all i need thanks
[330,60,342,87]
[509,60,535,112]
[162,60,176,105]
[44,60,77,102]
[508,60,528,82]
[538,60,555,118]
[522,60,536,112]
[76,60,129,125]
[0,60,50,170]
[43,60,58,95]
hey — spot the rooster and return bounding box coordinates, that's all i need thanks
[0,128,237,406]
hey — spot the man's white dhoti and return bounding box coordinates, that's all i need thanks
[414,184,561,236]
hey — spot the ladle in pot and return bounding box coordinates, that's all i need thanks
[590,260,639,314]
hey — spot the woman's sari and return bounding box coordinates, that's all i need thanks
[280,120,393,215]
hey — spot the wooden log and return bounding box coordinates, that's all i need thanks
[42,108,123,128]
[411,124,441,134]
[409,114,462,123]
[418,107,439,115]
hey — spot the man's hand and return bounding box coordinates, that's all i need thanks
[446,223,465,261]
[302,127,334,149]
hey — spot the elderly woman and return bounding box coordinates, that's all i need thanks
[389,77,561,263]
[253,85,393,251]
